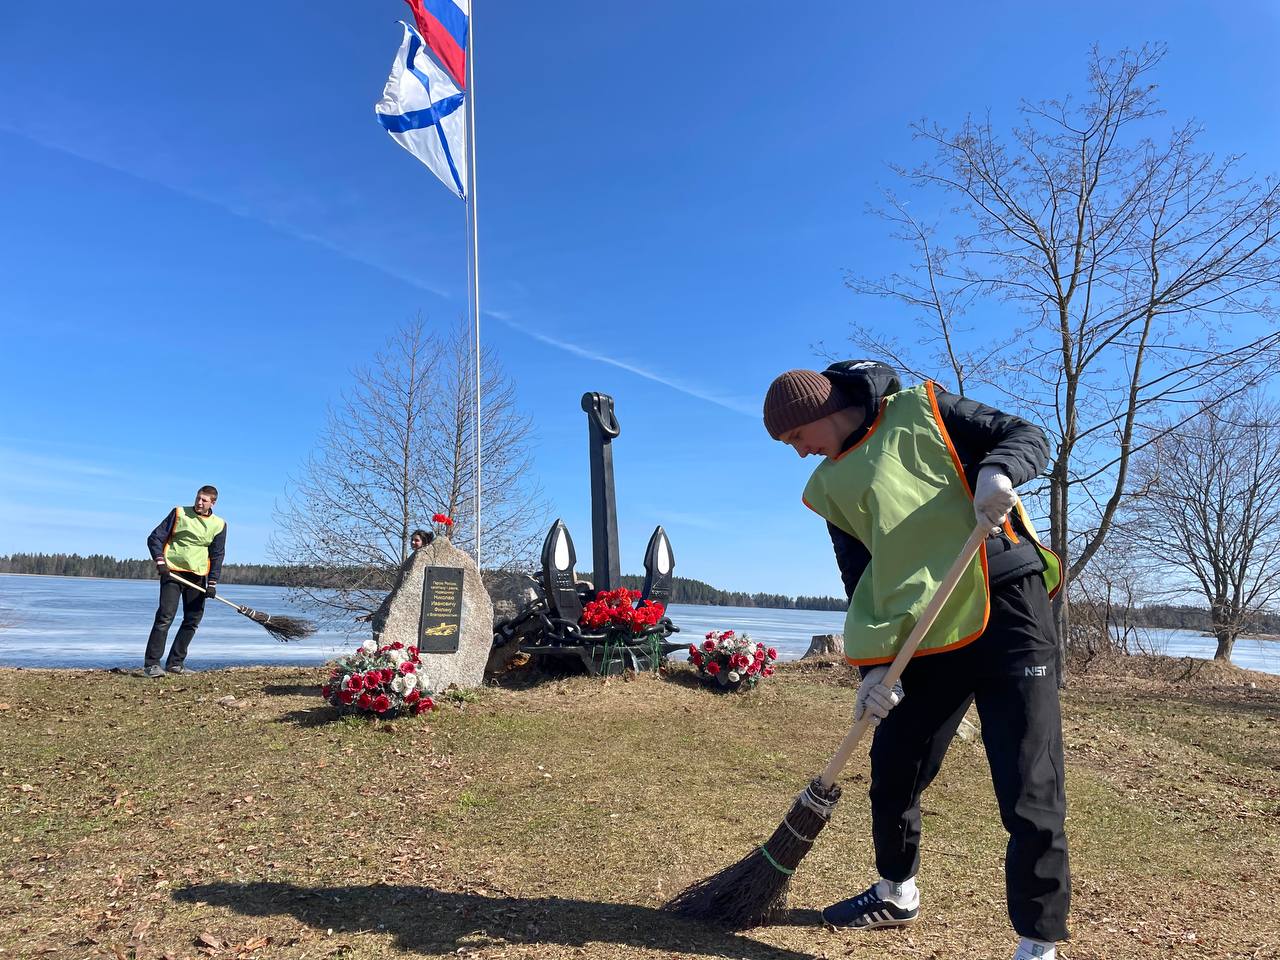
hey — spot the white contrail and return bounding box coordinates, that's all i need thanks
[4,124,757,415]
[495,315,756,416]
[0,123,453,298]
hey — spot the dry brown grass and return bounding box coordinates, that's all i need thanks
[1,655,1277,959]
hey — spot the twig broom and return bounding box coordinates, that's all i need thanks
[167,571,317,643]
[663,523,989,929]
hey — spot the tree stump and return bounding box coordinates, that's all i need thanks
[803,634,842,658]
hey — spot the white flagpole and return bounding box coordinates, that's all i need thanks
[465,3,482,573]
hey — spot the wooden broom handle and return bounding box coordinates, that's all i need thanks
[818,523,989,789]
[166,570,242,612]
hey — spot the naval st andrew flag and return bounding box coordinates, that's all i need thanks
[403,0,468,89]
[375,22,467,199]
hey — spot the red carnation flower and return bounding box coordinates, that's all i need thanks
[399,661,416,675]
[391,642,403,650]
[407,646,419,657]
[767,647,778,660]
[405,689,420,704]
[373,694,391,713]
[357,692,373,709]
[691,651,703,667]
[762,666,775,677]
[347,674,364,691]
[706,661,721,676]
[703,639,716,652]
[339,689,355,705]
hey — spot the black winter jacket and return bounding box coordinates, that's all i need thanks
[821,360,1050,600]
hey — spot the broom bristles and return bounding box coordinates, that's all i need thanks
[262,615,316,642]
[239,606,316,643]
[664,778,842,929]
[663,845,795,928]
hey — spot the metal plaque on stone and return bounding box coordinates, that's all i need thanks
[418,566,464,654]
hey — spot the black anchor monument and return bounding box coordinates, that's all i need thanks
[491,392,681,675]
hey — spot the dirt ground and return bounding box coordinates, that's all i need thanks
[2,653,1277,959]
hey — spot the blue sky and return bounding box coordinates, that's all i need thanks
[2,2,1279,597]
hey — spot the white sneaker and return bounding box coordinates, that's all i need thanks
[1013,938,1056,960]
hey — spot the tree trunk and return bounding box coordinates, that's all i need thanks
[1213,631,1235,660]
[1050,464,1071,686]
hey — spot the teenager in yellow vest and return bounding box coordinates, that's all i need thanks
[764,361,1068,960]
[143,485,227,677]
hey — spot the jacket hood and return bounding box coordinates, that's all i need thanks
[822,359,901,416]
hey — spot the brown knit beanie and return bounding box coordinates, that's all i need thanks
[763,369,850,439]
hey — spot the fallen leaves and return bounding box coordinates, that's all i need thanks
[194,931,272,956]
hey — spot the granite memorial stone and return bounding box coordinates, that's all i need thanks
[372,536,493,690]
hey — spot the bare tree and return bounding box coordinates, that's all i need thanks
[1118,396,1280,659]
[271,317,546,625]
[844,45,1280,669]
[1064,533,1162,669]
[423,317,548,573]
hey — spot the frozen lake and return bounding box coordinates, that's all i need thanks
[1,573,1277,675]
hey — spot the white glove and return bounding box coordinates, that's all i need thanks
[855,665,904,728]
[974,466,1016,533]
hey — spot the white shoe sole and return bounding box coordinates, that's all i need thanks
[823,912,918,930]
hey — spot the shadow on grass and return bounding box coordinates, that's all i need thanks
[262,683,319,697]
[174,881,818,959]
[274,707,339,728]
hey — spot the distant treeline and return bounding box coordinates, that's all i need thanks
[1122,603,1280,636]
[14,553,1272,626]
[0,552,848,611]
[616,574,846,611]
[0,553,312,587]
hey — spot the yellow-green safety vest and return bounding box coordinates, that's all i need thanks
[802,382,1060,666]
[162,506,225,575]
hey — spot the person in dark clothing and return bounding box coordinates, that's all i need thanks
[143,485,227,677]
[763,361,1069,960]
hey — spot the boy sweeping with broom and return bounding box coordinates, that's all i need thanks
[763,360,1070,960]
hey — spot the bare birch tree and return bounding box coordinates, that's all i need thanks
[271,316,546,624]
[843,45,1280,668]
[423,317,548,571]
[1118,396,1280,659]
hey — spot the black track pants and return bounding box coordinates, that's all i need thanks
[867,572,1071,942]
[144,575,207,669]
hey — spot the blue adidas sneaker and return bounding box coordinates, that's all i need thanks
[822,882,920,930]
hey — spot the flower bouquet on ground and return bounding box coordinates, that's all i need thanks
[322,639,438,718]
[689,630,778,691]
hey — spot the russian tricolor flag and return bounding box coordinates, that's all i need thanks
[403,0,469,89]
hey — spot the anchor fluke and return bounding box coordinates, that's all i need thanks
[540,519,583,622]
[640,525,675,606]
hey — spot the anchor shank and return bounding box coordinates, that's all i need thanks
[581,392,621,593]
